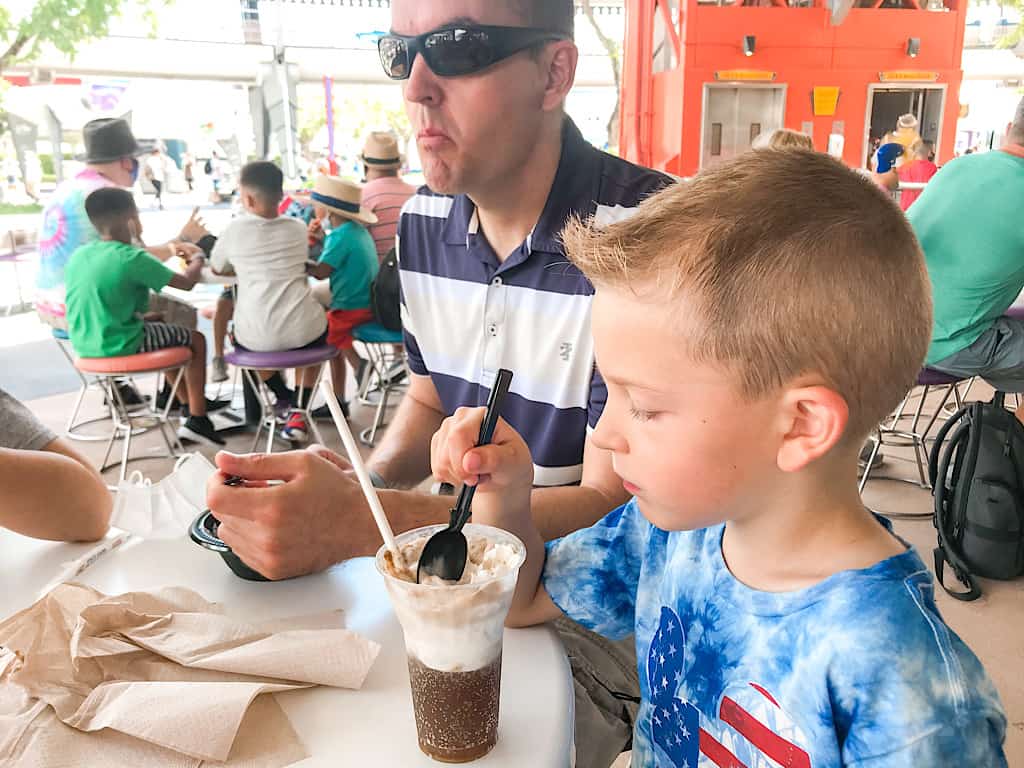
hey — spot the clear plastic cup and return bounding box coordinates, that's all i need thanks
[375,524,526,763]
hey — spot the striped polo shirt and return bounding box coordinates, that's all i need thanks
[397,118,672,487]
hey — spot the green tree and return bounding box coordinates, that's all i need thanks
[0,1,161,77]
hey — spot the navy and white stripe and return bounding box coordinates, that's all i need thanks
[398,118,672,486]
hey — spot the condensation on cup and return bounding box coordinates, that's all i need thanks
[376,524,526,763]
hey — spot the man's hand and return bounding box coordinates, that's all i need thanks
[179,206,210,243]
[431,409,534,516]
[183,255,204,280]
[206,448,382,580]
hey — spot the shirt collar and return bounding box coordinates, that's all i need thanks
[441,118,602,255]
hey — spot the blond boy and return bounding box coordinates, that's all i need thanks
[432,150,1006,766]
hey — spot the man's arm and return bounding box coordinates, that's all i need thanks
[529,430,630,542]
[367,372,445,488]
[0,441,111,541]
[166,257,203,291]
[306,260,333,280]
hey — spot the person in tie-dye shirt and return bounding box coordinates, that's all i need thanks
[431,150,1007,767]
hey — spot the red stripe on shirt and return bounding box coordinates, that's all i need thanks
[720,696,812,768]
[700,727,748,768]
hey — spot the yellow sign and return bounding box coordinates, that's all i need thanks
[878,71,940,82]
[812,86,840,117]
[714,70,777,82]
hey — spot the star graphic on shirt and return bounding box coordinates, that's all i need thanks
[681,725,690,740]
[659,653,666,666]
[653,713,661,727]
[662,676,669,691]
[662,707,671,719]
[668,643,677,657]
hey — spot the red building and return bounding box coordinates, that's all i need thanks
[619,0,968,175]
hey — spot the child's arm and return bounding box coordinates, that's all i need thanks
[306,260,333,280]
[431,408,563,628]
[166,256,203,291]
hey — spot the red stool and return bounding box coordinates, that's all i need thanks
[75,348,192,482]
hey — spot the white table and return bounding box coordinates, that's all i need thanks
[0,530,574,767]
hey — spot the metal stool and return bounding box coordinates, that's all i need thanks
[353,322,407,447]
[225,345,339,453]
[861,367,968,495]
[74,347,192,482]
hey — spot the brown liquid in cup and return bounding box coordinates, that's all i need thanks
[407,655,502,763]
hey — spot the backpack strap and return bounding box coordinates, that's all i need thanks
[928,402,969,488]
[932,419,983,601]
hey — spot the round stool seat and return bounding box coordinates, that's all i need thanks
[353,322,402,345]
[225,344,339,370]
[75,347,193,375]
[917,367,965,387]
[1004,305,1024,322]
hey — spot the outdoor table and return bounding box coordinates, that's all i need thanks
[0,529,575,767]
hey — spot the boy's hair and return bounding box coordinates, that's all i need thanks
[514,0,574,37]
[84,187,137,233]
[239,161,284,202]
[564,149,932,440]
[753,128,815,152]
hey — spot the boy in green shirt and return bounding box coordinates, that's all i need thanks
[66,187,225,447]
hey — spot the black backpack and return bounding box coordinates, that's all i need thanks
[928,393,1024,601]
[370,247,402,332]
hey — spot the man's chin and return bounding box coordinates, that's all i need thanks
[421,161,461,196]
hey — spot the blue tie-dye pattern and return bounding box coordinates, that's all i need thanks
[543,500,1007,768]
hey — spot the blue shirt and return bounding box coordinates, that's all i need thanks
[544,500,1007,767]
[397,119,672,486]
[319,220,378,311]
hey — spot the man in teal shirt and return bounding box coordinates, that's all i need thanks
[910,98,1024,400]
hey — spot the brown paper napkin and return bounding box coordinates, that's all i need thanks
[0,582,380,765]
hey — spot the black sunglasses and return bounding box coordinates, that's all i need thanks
[378,24,567,80]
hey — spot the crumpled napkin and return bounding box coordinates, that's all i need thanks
[0,583,380,766]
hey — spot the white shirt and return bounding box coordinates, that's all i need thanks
[211,213,326,352]
[146,155,165,182]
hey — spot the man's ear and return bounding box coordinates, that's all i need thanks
[541,41,578,113]
[776,385,849,473]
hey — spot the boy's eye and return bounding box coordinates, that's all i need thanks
[629,406,658,423]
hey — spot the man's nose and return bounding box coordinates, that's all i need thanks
[403,53,442,106]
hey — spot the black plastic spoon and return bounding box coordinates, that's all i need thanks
[417,368,514,583]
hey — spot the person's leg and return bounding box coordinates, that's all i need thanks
[554,617,640,768]
[183,330,208,417]
[211,294,233,383]
[930,317,1024,422]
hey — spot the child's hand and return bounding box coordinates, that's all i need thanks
[308,218,324,243]
[431,409,533,495]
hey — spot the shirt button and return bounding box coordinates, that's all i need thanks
[488,324,497,336]
[491,277,502,286]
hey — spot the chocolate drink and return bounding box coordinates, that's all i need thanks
[408,655,502,762]
[376,524,526,764]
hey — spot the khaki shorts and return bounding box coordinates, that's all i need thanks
[932,316,1024,393]
[554,616,640,768]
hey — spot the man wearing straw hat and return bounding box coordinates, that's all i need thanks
[293,176,379,441]
[359,131,417,261]
[209,2,670,764]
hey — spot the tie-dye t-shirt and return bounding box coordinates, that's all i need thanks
[37,169,114,304]
[543,500,1006,767]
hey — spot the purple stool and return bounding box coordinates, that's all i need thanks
[1004,305,1024,322]
[860,367,970,496]
[225,345,339,454]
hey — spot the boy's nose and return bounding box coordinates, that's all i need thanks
[590,414,628,455]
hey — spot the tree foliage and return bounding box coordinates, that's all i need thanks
[0,0,160,75]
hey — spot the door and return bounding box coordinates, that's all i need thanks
[865,86,946,165]
[702,86,786,169]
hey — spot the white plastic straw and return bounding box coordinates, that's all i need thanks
[318,380,404,566]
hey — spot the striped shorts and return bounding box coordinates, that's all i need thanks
[139,322,192,353]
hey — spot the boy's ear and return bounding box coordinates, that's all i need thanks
[775,385,849,473]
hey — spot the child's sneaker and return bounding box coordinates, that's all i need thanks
[211,356,229,383]
[281,410,309,442]
[177,415,226,447]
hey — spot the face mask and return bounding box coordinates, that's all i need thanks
[129,158,140,185]
[110,454,217,538]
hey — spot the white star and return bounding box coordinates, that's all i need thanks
[662,707,670,719]
[653,713,661,726]
[675,670,683,683]
[659,653,665,665]
[667,619,675,632]
[683,760,692,768]
[681,725,691,739]
[673,702,679,714]
[668,644,677,657]
[661,676,669,690]
[674,734,682,745]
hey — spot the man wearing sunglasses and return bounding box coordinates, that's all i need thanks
[207,3,672,764]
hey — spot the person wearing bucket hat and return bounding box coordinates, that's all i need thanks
[360,131,417,260]
[37,117,209,324]
[296,176,379,440]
